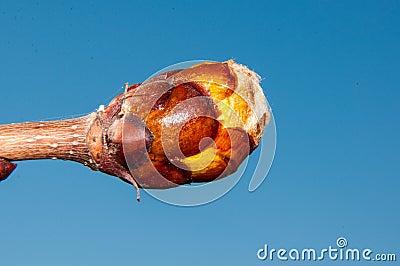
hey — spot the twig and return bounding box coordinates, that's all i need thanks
[0,60,270,201]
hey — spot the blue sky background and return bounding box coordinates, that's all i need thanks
[0,1,399,265]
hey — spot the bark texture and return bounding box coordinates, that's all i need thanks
[0,115,95,163]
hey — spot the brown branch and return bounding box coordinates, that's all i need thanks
[0,94,141,199]
[0,114,95,163]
